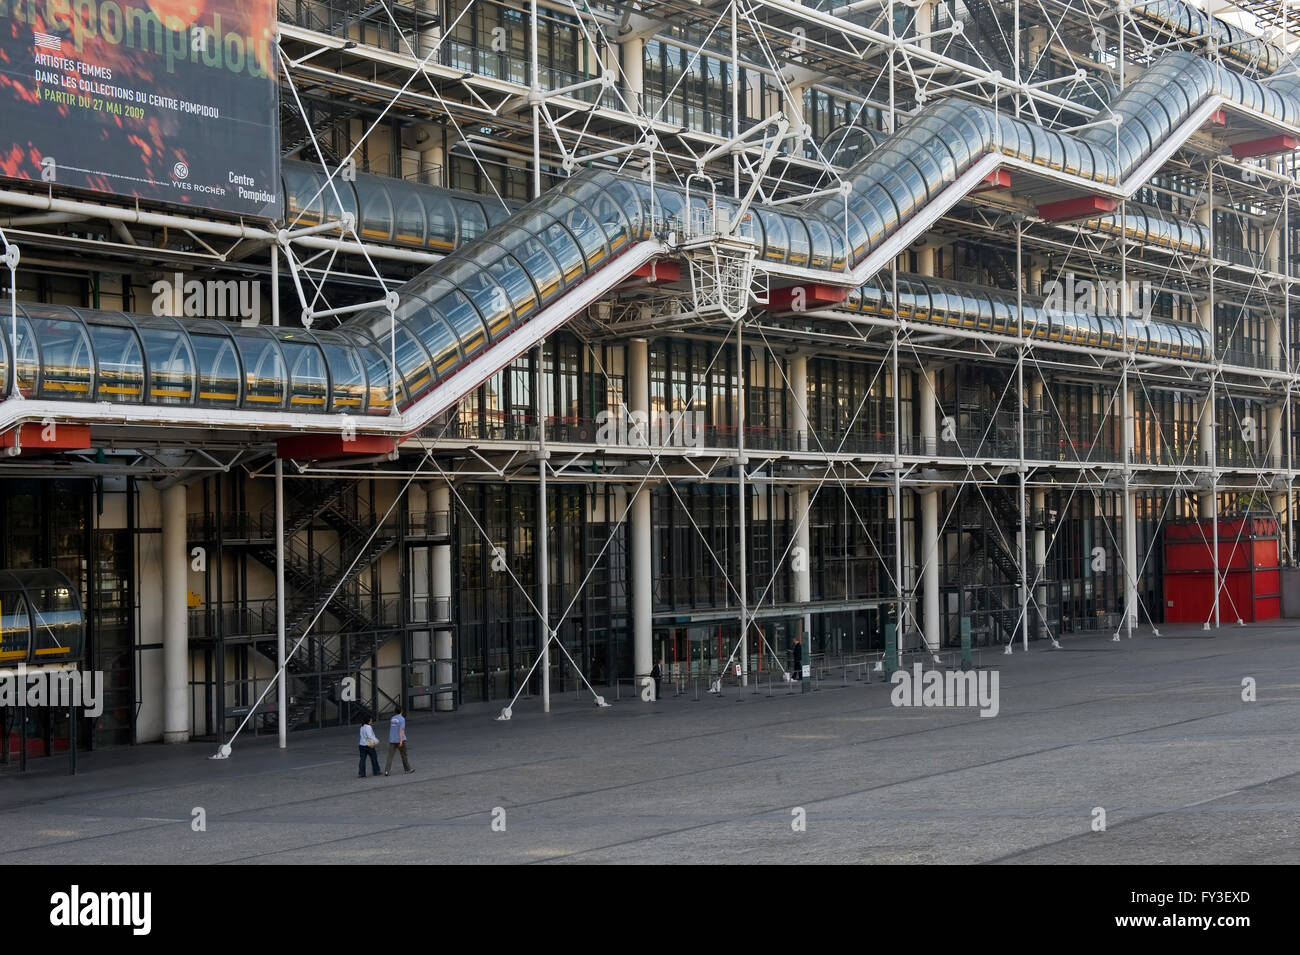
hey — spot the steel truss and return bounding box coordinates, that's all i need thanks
[5,0,1300,737]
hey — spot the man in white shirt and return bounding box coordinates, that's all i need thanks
[384,705,413,776]
[358,717,380,777]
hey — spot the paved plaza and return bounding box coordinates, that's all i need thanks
[3,624,1299,864]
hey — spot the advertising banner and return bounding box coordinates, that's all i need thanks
[0,0,280,219]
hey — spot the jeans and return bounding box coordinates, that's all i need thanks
[359,744,380,776]
[385,741,410,773]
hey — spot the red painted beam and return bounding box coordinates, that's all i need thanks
[1230,134,1300,159]
[629,260,683,284]
[1037,195,1118,223]
[0,422,91,455]
[276,434,396,459]
[767,284,849,312]
[971,169,1011,193]
[1208,108,1227,127]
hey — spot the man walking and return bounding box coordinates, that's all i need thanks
[358,717,381,777]
[384,705,413,776]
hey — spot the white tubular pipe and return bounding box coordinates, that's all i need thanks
[0,188,275,241]
[628,338,652,689]
[0,189,446,265]
[162,483,190,743]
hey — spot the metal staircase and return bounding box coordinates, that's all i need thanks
[279,100,355,162]
[244,480,400,730]
[953,487,1045,645]
[962,0,1014,72]
[982,249,1018,291]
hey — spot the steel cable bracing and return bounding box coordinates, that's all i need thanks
[682,319,898,680]
[13,46,1300,435]
[748,319,963,654]
[213,409,465,757]
[7,3,1300,684]
[749,321,905,602]
[428,320,743,714]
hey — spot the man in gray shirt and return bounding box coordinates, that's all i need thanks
[384,705,413,776]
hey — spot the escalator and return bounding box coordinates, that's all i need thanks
[4,50,1300,447]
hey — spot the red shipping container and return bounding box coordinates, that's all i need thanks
[1164,517,1281,624]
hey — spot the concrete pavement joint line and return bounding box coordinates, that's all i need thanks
[215,753,790,824]
[214,822,441,865]
[5,631,1295,863]
[7,677,1285,857]
[642,642,1298,749]
[982,767,1300,865]
[0,819,187,860]
[32,685,1231,839]
[0,757,361,815]
[505,706,1265,865]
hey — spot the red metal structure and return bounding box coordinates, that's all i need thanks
[1164,516,1281,623]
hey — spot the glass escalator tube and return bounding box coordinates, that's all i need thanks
[338,322,401,415]
[0,569,83,664]
[757,209,789,265]
[989,291,1014,334]
[188,319,243,408]
[309,328,369,414]
[19,304,93,401]
[281,162,327,229]
[893,277,917,321]
[970,287,995,332]
[133,315,197,406]
[424,190,459,251]
[801,214,839,272]
[270,326,331,412]
[229,324,288,410]
[352,170,396,244]
[26,568,83,662]
[0,569,31,664]
[857,279,884,316]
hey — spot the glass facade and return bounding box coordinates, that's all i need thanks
[0,480,132,759]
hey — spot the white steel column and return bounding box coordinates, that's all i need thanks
[789,353,811,643]
[790,352,809,453]
[621,36,644,115]
[418,128,445,187]
[272,244,286,748]
[530,0,541,201]
[1197,192,1216,520]
[1285,182,1295,562]
[162,483,190,743]
[628,339,653,689]
[1031,378,1047,633]
[916,246,941,652]
[1267,262,1284,514]
[432,484,454,711]
[784,84,806,142]
[1204,168,1219,627]
[1121,200,1137,640]
[536,343,550,712]
[1124,387,1139,634]
[920,368,940,652]
[737,325,748,687]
